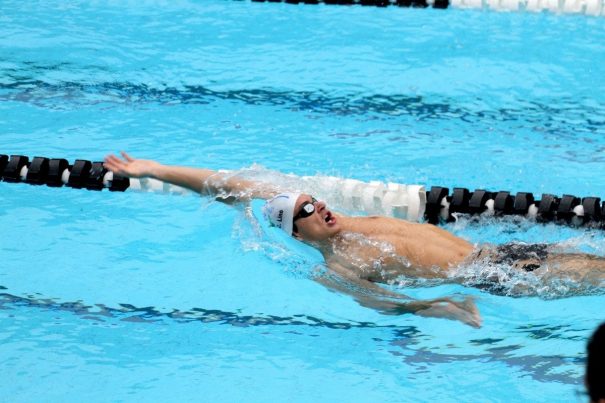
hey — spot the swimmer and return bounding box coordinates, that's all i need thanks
[104,152,605,328]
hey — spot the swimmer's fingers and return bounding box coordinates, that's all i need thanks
[459,299,482,328]
[447,296,482,328]
[104,154,122,167]
[445,301,482,328]
[442,293,480,304]
[103,154,121,171]
[459,297,483,328]
[104,154,159,178]
[104,154,138,177]
[103,152,136,173]
[417,299,482,328]
[120,151,135,162]
[104,154,128,174]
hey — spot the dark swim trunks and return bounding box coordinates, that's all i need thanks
[486,243,549,272]
[465,243,551,295]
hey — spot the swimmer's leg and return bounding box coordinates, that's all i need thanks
[540,253,605,286]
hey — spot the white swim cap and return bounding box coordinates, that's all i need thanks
[262,192,301,236]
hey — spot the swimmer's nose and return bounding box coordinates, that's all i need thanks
[315,200,326,212]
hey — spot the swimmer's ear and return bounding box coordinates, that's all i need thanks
[292,225,302,240]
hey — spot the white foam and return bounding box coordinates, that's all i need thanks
[201,166,427,222]
[451,0,605,15]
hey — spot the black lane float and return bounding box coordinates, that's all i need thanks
[0,154,129,192]
[250,0,446,9]
[425,186,603,227]
[246,0,605,17]
[2,153,603,227]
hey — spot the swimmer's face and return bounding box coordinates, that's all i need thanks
[292,194,340,242]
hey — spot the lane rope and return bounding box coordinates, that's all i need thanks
[245,0,605,17]
[2,154,602,227]
[0,154,425,221]
[425,186,602,226]
[247,0,605,17]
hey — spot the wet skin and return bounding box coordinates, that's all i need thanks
[104,153,605,327]
[101,153,514,328]
[291,194,476,282]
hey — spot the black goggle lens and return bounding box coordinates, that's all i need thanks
[293,197,318,222]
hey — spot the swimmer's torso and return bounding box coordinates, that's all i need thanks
[324,216,475,282]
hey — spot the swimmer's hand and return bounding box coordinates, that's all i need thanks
[414,297,482,328]
[316,265,482,328]
[103,152,269,198]
[104,152,161,178]
[373,296,481,328]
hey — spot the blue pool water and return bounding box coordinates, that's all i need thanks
[1,1,605,402]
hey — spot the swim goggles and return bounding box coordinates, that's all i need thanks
[293,197,318,223]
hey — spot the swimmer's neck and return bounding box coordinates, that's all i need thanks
[303,229,360,261]
[302,229,350,258]
[300,216,384,256]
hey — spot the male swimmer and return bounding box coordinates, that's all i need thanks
[104,152,605,328]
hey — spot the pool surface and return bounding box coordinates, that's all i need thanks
[1,1,605,402]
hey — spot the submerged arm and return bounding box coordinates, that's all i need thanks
[104,152,278,201]
[317,262,482,328]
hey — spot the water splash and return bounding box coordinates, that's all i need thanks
[209,164,424,219]
[330,231,416,281]
[227,199,322,279]
[447,213,605,247]
[450,256,605,299]
[201,171,605,299]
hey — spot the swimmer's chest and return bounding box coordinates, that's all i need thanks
[327,238,423,281]
[340,216,416,243]
[330,217,422,279]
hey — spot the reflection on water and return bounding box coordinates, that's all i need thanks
[0,290,388,330]
[1,69,604,139]
[391,336,583,385]
[0,289,584,386]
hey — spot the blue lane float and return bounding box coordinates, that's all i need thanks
[2,153,604,227]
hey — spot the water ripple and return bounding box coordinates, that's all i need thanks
[0,290,395,330]
[2,75,605,136]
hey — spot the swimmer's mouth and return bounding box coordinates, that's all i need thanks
[324,211,336,225]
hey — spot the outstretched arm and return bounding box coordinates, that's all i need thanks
[316,262,482,328]
[104,152,278,201]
